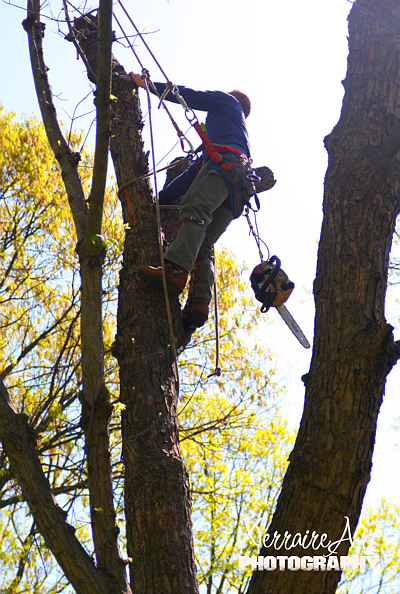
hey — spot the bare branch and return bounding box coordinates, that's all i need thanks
[63,0,97,83]
[0,378,117,594]
[0,301,78,382]
[23,0,88,243]
[84,0,113,244]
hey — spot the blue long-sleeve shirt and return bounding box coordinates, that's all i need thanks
[152,83,250,158]
[153,83,250,206]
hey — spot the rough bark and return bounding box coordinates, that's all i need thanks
[72,15,199,594]
[110,72,198,594]
[247,1,400,592]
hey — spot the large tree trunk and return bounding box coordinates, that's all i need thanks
[247,1,400,593]
[110,73,198,594]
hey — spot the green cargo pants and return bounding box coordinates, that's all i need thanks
[164,155,247,303]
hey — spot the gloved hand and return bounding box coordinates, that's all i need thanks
[129,72,145,88]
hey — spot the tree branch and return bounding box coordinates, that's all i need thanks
[389,339,400,368]
[369,121,400,169]
[0,301,77,382]
[23,0,88,243]
[63,0,97,83]
[0,479,89,510]
[84,0,113,245]
[0,378,118,594]
[24,3,129,591]
[7,520,35,592]
[64,5,130,589]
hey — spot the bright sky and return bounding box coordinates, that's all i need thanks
[1,0,399,520]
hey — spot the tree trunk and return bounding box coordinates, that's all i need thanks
[247,1,400,592]
[0,379,117,594]
[23,3,129,591]
[71,15,199,593]
[111,73,198,594]
[111,75,198,594]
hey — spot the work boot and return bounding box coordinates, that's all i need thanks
[181,298,209,333]
[138,261,188,295]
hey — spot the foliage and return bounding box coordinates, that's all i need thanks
[337,499,400,594]
[0,106,122,592]
[179,251,293,593]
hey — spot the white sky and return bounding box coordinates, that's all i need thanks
[1,0,399,526]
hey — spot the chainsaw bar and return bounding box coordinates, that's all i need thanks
[276,305,310,349]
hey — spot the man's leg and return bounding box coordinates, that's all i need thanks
[182,206,233,330]
[163,161,230,273]
[139,161,230,294]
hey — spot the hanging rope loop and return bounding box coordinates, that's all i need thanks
[207,252,222,378]
[139,55,179,374]
[244,205,270,263]
[113,4,232,373]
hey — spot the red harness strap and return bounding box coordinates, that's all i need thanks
[192,120,248,169]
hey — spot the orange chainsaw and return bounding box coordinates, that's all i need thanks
[250,256,310,349]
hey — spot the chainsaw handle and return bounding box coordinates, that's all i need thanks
[258,256,281,313]
[260,255,281,288]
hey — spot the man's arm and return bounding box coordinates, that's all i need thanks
[129,72,236,115]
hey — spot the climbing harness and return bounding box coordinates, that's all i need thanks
[183,109,263,219]
[185,109,248,167]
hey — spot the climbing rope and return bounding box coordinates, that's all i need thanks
[118,0,170,80]
[113,6,229,376]
[113,8,195,155]
[207,275,222,378]
[141,69,179,373]
[116,156,191,197]
[112,8,195,373]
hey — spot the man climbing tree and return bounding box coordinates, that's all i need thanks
[0,1,399,593]
[130,72,265,333]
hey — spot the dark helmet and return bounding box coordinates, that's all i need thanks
[228,90,251,118]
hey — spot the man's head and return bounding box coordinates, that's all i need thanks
[228,90,251,118]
